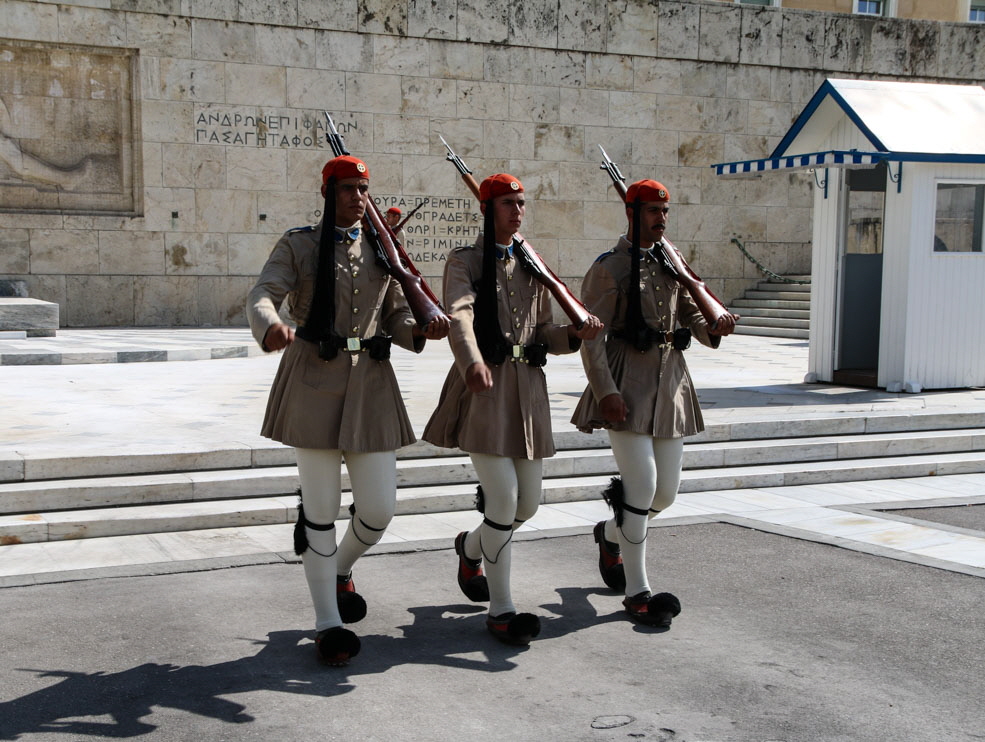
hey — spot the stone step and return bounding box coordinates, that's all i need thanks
[2,427,983,516]
[733,325,809,339]
[756,281,811,292]
[4,449,985,545]
[734,307,811,319]
[4,410,984,488]
[735,316,810,330]
[731,298,811,311]
[742,289,814,302]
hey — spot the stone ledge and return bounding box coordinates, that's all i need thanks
[0,298,59,337]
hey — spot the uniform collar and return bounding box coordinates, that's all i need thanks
[334,225,361,245]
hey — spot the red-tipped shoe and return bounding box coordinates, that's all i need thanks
[455,532,489,602]
[594,521,626,592]
[486,612,541,646]
[336,573,367,624]
[622,591,681,628]
[315,626,361,666]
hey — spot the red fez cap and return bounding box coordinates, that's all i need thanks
[322,155,369,183]
[386,207,401,216]
[625,179,670,203]
[479,173,524,202]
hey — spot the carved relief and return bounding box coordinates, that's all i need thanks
[0,39,141,215]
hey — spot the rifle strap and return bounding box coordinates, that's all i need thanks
[305,176,338,339]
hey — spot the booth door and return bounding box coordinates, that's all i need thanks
[835,164,885,387]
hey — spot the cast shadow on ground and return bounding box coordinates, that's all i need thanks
[0,587,637,740]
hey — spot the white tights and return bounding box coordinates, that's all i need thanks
[459,453,543,617]
[295,447,397,631]
[603,430,684,597]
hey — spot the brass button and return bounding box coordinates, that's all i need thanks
[658,301,663,307]
[348,253,356,262]
[514,320,520,328]
[353,288,360,295]
[351,326,359,333]
[509,291,515,296]
[353,307,359,314]
[352,270,359,278]
[512,307,518,313]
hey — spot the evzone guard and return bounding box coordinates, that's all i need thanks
[572,174,737,627]
[424,173,603,645]
[247,155,448,666]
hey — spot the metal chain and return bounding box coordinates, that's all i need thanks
[729,236,810,285]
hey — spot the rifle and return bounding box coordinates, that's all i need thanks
[598,145,736,328]
[394,198,429,232]
[439,135,591,328]
[323,113,448,328]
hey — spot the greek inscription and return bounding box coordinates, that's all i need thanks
[374,195,481,277]
[193,107,351,149]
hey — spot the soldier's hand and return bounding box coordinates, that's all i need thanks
[709,312,739,336]
[599,393,627,423]
[570,314,604,340]
[263,323,295,352]
[465,362,494,393]
[417,314,450,340]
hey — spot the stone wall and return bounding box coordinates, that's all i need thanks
[1,0,983,327]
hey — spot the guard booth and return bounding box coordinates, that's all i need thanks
[713,78,985,391]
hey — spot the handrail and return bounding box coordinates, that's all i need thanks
[730,236,810,285]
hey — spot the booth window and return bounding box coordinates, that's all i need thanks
[972,3,985,22]
[735,0,777,5]
[934,183,985,253]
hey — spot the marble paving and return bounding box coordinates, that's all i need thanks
[2,330,984,585]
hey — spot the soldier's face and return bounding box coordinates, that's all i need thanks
[629,201,670,244]
[490,193,525,240]
[331,177,370,227]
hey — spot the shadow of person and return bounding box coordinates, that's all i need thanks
[538,585,673,637]
[314,602,535,680]
[0,630,353,741]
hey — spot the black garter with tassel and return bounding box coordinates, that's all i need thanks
[294,488,307,555]
[475,484,486,513]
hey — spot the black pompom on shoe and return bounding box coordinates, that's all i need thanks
[336,574,367,624]
[486,612,541,646]
[315,626,361,666]
[623,591,682,628]
[646,592,682,628]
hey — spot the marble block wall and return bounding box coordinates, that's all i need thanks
[0,0,983,327]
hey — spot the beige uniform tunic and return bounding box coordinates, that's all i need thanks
[571,236,719,439]
[423,238,576,460]
[247,223,422,452]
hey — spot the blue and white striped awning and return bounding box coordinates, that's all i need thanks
[712,150,883,178]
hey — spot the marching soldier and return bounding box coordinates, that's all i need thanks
[247,155,447,666]
[571,179,735,628]
[424,174,602,645]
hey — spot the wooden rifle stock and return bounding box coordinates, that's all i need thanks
[323,113,448,327]
[439,136,591,328]
[598,146,733,328]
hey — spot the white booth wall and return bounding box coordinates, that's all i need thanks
[882,162,985,390]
